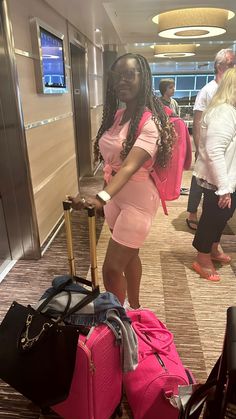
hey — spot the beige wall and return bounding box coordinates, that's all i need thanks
[7,0,103,247]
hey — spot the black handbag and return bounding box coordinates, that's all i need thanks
[0,276,99,409]
[179,306,236,419]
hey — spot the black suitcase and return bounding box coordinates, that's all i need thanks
[180,306,236,419]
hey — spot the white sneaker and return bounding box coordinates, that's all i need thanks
[123,298,143,311]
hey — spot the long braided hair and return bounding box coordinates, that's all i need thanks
[94,53,176,167]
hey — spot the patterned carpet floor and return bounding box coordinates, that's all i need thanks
[0,168,236,418]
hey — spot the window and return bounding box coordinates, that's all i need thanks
[196,76,207,90]
[152,72,214,122]
[152,72,214,105]
[176,76,195,90]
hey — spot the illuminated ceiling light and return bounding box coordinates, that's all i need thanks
[153,43,198,58]
[152,8,235,39]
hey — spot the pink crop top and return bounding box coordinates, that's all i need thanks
[99,110,159,183]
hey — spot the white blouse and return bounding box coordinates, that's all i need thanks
[193,103,236,195]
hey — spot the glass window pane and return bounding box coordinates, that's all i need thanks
[152,76,163,90]
[196,76,207,90]
[207,75,214,82]
[176,76,195,90]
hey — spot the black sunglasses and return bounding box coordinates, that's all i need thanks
[109,69,141,84]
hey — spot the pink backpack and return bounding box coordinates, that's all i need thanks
[136,109,192,215]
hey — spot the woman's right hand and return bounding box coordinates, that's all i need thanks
[67,194,86,210]
[67,194,105,217]
[218,193,231,209]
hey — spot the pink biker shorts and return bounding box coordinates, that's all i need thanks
[104,177,160,249]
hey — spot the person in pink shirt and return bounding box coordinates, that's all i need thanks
[69,53,175,309]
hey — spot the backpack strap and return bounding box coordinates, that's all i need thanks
[149,169,168,215]
[136,110,168,215]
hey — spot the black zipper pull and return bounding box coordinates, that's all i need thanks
[155,353,168,373]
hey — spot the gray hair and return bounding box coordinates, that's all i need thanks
[214,48,234,73]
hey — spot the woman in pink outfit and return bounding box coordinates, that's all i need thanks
[70,53,175,308]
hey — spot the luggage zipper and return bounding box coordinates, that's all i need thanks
[143,332,169,374]
[141,331,169,373]
[89,360,95,374]
[79,340,96,375]
[154,353,169,373]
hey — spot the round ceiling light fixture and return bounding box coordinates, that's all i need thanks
[153,43,199,58]
[152,8,235,39]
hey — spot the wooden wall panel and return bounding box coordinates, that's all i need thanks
[90,106,103,140]
[26,117,76,187]
[34,157,78,244]
[16,56,72,124]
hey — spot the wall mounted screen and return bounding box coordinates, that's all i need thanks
[40,27,66,90]
[31,18,67,94]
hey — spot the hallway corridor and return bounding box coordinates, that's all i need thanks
[0,166,236,418]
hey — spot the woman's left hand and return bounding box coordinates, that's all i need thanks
[218,193,231,209]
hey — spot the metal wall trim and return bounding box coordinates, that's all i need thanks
[0,260,17,284]
[25,112,73,130]
[33,154,76,195]
[14,48,71,69]
[89,73,103,78]
[15,48,35,58]
[41,216,64,255]
[90,104,103,109]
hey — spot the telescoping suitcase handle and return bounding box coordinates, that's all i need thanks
[62,200,99,289]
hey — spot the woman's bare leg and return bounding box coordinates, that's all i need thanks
[196,251,216,271]
[102,238,140,306]
[125,252,142,309]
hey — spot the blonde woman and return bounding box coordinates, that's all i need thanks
[192,67,236,281]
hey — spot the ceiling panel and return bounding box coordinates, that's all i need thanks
[45,0,236,72]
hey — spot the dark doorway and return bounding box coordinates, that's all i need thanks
[70,43,92,178]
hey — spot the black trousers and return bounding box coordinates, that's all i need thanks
[187,175,203,213]
[192,189,236,253]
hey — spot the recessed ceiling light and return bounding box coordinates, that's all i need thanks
[153,43,199,58]
[152,8,235,39]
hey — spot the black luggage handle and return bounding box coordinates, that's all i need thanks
[63,200,99,289]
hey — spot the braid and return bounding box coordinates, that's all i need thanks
[93,53,176,167]
[93,77,119,163]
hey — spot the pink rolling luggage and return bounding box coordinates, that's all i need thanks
[123,309,195,419]
[51,202,122,419]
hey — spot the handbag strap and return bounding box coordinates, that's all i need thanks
[132,321,173,354]
[181,357,221,419]
[37,276,100,319]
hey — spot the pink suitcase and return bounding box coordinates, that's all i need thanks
[51,202,122,419]
[52,325,122,419]
[123,309,195,419]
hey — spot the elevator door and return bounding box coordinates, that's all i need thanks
[0,0,40,271]
[70,43,92,178]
